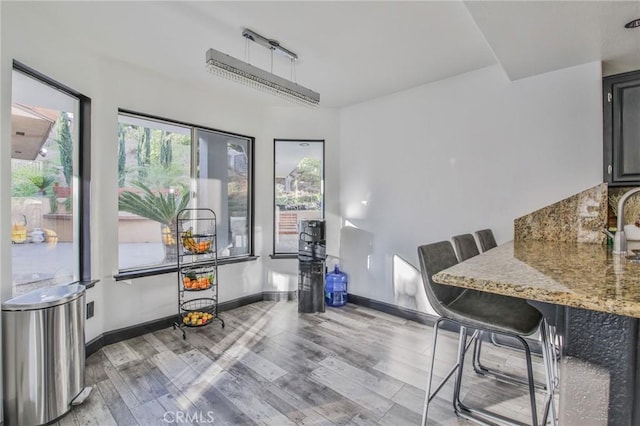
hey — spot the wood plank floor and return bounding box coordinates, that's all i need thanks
[57,301,554,425]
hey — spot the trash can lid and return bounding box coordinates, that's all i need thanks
[2,284,85,311]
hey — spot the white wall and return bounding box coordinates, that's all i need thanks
[339,62,603,311]
[1,3,339,341]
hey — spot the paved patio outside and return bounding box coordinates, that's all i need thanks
[12,233,297,296]
[11,242,167,295]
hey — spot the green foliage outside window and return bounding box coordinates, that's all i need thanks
[275,157,322,210]
[11,166,43,197]
[119,181,190,262]
[56,112,73,187]
[118,125,126,188]
[118,181,189,227]
[28,175,56,195]
[118,123,190,191]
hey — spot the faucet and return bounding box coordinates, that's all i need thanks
[613,187,640,255]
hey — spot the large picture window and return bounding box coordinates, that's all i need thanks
[273,139,324,255]
[117,111,253,273]
[10,63,91,295]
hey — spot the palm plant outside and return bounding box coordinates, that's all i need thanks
[118,181,190,262]
[28,175,56,196]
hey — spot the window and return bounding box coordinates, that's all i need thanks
[11,62,91,295]
[196,128,251,258]
[117,111,253,273]
[273,139,324,255]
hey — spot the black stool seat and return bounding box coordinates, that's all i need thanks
[444,289,541,336]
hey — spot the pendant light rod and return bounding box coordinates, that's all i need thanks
[242,28,298,61]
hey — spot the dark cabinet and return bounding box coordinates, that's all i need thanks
[604,70,640,185]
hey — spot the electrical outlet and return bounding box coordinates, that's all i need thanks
[86,301,94,319]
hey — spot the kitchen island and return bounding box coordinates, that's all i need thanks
[433,240,640,425]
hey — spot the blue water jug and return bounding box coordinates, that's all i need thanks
[325,265,348,307]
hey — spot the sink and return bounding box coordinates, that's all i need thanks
[624,225,640,251]
[624,224,640,240]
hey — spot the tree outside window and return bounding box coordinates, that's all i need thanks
[274,140,324,254]
[117,112,253,272]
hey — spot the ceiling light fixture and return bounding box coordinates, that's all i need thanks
[206,29,320,107]
[625,18,640,29]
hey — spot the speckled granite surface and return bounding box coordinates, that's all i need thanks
[514,183,607,244]
[433,240,640,318]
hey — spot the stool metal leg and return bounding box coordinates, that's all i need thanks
[454,332,542,426]
[520,334,538,426]
[452,326,470,415]
[473,332,547,391]
[548,324,561,391]
[421,318,443,425]
[422,320,480,425]
[540,320,558,426]
[422,321,558,426]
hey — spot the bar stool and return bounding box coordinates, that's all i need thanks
[474,229,560,385]
[451,233,479,261]
[418,241,556,425]
[475,228,497,252]
[452,233,549,392]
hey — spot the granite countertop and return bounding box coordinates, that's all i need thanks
[433,240,640,319]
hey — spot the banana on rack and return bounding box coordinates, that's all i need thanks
[181,228,198,252]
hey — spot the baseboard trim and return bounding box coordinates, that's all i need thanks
[263,290,297,301]
[86,314,176,356]
[218,293,264,311]
[86,291,292,357]
[346,293,460,333]
[346,293,436,325]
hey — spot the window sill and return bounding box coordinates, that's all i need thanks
[53,279,99,289]
[114,256,259,281]
[269,254,298,260]
[76,279,100,290]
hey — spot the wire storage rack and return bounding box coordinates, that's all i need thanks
[173,208,224,339]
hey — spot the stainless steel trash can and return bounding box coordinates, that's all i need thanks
[2,284,86,426]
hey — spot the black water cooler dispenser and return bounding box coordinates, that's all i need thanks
[298,220,326,313]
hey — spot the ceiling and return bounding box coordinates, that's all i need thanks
[5,1,640,108]
[466,1,640,80]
